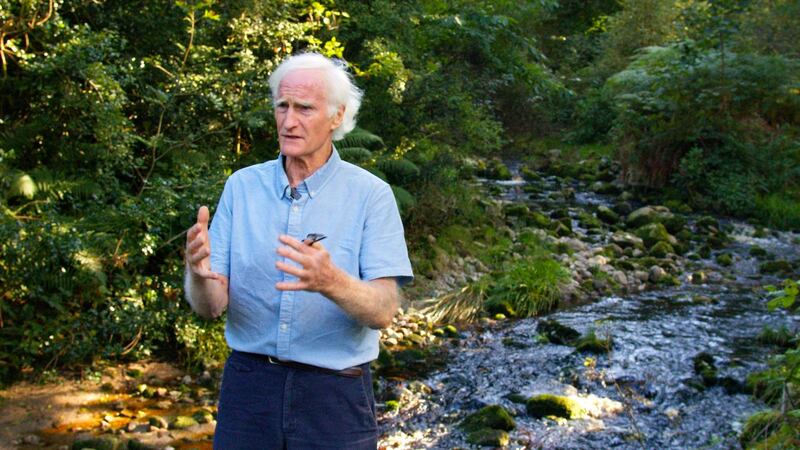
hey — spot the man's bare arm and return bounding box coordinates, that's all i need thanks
[275,235,400,329]
[184,206,229,319]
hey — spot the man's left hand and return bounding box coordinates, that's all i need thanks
[275,234,342,295]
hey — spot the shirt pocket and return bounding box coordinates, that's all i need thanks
[328,237,359,277]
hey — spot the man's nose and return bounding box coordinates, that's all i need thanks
[283,108,299,129]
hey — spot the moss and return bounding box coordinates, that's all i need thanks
[385,400,400,412]
[466,428,510,447]
[693,352,717,386]
[537,320,580,345]
[635,223,674,248]
[574,329,612,354]
[716,253,733,266]
[760,260,793,275]
[460,405,516,432]
[596,206,619,224]
[526,394,585,419]
[649,241,675,258]
[170,415,199,429]
[749,246,768,258]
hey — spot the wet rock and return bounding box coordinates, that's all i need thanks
[749,246,768,258]
[715,253,733,266]
[526,394,585,419]
[626,206,673,229]
[695,216,720,232]
[611,231,644,250]
[192,410,215,424]
[148,416,169,429]
[690,271,707,284]
[635,223,677,248]
[71,437,120,450]
[574,330,612,354]
[596,206,619,224]
[648,266,668,283]
[649,241,675,258]
[693,352,717,386]
[537,320,580,345]
[169,415,198,429]
[760,260,793,275]
[466,428,510,447]
[460,405,516,432]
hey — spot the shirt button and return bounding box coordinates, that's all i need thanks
[280,323,288,331]
[292,206,299,213]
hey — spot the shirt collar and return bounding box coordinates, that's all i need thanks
[274,145,342,200]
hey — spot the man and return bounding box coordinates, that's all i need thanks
[184,52,413,449]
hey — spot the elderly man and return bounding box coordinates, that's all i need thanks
[184,52,413,449]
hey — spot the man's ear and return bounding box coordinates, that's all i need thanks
[331,105,345,130]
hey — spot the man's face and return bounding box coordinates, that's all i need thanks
[275,69,343,159]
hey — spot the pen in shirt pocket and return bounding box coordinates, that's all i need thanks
[304,233,327,246]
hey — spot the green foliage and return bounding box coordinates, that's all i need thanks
[486,258,569,318]
[377,158,420,187]
[337,147,373,165]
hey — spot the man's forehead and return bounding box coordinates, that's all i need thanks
[278,69,327,99]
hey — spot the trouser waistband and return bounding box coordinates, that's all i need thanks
[233,350,365,378]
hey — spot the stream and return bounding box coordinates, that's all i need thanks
[379,166,800,449]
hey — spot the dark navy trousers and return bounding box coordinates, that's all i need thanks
[213,350,378,449]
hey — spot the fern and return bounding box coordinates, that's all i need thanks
[338,147,373,165]
[335,127,385,151]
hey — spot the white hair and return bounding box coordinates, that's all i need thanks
[268,52,363,141]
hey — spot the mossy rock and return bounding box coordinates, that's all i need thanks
[715,253,733,267]
[503,203,530,218]
[521,166,540,181]
[504,392,529,404]
[760,260,793,275]
[661,215,687,234]
[635,223,675,248]
[527,211,551,229]
[574,330,612,354]
[72,437,121,450]
[385,400,400,412]
[693,352,717,386]
[537,320,580,345]
[749,246,768,258]
[460,405,516,432]
[127,440,157,450]
[740,410,781,448]
[649,241,675,258]
[626,206,673,228]
[596,206,619,224]
[526,394,585,419]
[577,211,603,230]
[466,428,510,447]
[170,415,199,429]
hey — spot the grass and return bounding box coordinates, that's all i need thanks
[754,193,800,231]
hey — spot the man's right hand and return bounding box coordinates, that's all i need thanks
[185,206,222,282]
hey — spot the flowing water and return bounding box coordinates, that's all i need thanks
[380,170,799,449]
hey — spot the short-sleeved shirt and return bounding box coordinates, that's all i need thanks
[209,148,413,370]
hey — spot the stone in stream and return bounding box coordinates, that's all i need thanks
[715,253,733,266]
[574,330,612,354]
[749,246,768,258]
[526,394,585,419]
[760,260,793,275]
[536,320,580,345]
[611,231,645,250]
[466,428,510,447]
[635,223,677,248]
[596,205,619,224]
[460,405,516,433]
[626,205,674,229]
[169,415,199,429]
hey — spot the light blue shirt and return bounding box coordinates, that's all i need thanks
[209,148,413,370]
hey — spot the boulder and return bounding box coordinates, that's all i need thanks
[649,241,675,258]
[626,205,673,228]
[526,394,585,419]
[537,320,580,345]
[760,260,793,275]
[596,206,619,224]
[466,428,510,447]
[460,405,516,432]
[611,231,645,250]
[574,330,612,354]
[169,416,199,430]
[635,223,677,248]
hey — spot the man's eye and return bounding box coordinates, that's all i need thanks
[276,103,288,110]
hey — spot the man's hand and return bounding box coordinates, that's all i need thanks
[275,234,399,329]
[275,234,339,294]
[184,206,228,319]
[186,206,223,283]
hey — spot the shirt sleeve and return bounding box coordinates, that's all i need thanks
[359,182,414,286]
[209,178,233,278]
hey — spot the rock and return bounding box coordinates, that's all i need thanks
[169,415,198,430]
[693,352,717,386]
[626,205,673,228]
[760,260,793,275]
[71,437,120,450]
[148,416,169,429]
[192,410,215,424]
[127,439,157,450]
[690,272,707,284]
[537,320,580,345]
[460,405,516,432]
[715,253,733,266]
[596,206,620,224]
[611,231,644,250]
[635,223,676,248]
[574,330,612,354]
[526,394,585,419]
[648,266,668,283]
[23,435,41,445]
[649,241,675,258]
[466,428,510,447]
[749,246,768,258]
[695,216,720,232]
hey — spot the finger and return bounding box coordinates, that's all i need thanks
[277,245,310,266]
[276,281,308,291]
[197,205,210,228]
[188,236,206,252]
[278,234,308,252]
[195,267,223,282]
[186,223,200,241]
[275,261,306,278]
[188,248,211,264]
